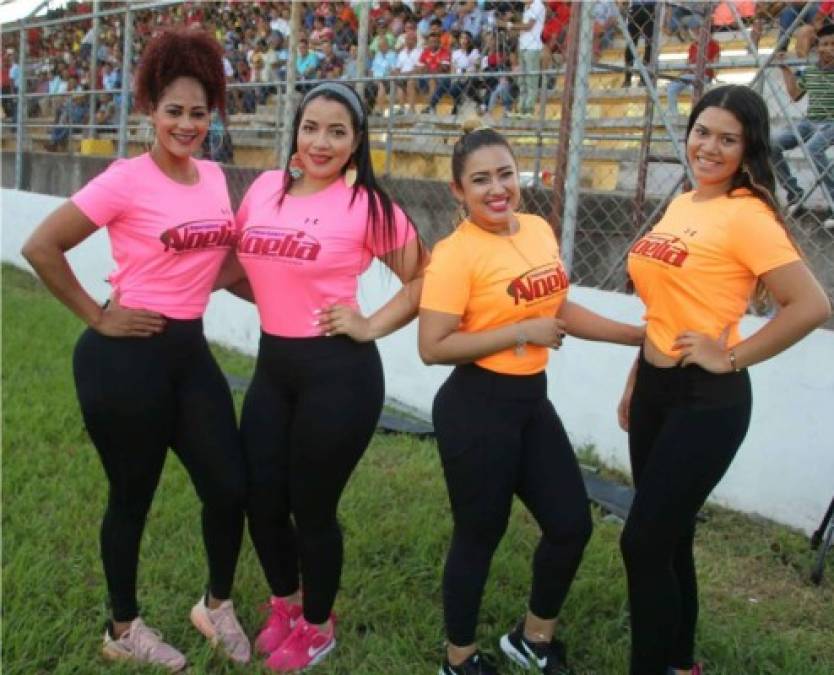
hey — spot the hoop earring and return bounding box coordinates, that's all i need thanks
[289,152,304,180]
[344,159,357,188]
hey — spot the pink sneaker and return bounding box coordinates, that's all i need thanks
[255,595,303,655]
[101,617,186,672]
[264,616,335,672]
[190,595,251,663]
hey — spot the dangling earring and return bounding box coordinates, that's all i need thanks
[344,159,357,188]
[740,163,752,181]
[456,200,467,224]
[289,153,304,180]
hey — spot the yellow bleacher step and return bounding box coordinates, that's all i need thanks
[80,138,115,156]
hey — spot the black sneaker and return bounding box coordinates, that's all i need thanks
[499,621,571,674]
[439,650,500,675]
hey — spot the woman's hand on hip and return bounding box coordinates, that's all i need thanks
[317,304,373,342]
[672,326,732,373]
[93,292,166,338]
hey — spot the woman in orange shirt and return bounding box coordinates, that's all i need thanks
[619,85,831,675]
[420,124,644,675]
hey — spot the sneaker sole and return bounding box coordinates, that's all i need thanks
[190,605,220,645]
[303,638,336,671]
[499,634,533,669]
[102,643,186,673]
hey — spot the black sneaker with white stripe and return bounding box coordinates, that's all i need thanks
[499,621,571,674]
[439,650,499,675]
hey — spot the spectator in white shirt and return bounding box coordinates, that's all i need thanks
[371,38,399,112]
[45,63,69,120]
[393,30,424,113]
[516,0,545,114]
[425,31,482,115]
[269,5,291,37]
[395,19,424,51]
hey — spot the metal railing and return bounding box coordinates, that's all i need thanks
[1,0,832,316]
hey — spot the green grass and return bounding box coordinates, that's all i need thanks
[2,263,832,675]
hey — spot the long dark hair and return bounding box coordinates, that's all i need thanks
[278,84,418,259]
[687,85,783,216]
[687,85,799,307]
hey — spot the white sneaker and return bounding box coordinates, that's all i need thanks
[190,595,251,663]
[823,217,834,230]
[102,617,186,672]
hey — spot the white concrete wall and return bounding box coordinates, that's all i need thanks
[4,188,833,534]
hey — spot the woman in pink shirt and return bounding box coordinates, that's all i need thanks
[22,29,249,671]
[220,81,425,672]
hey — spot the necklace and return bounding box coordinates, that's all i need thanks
[504,220,539,271]
[503,219,537,359]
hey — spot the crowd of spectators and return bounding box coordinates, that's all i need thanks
[0,1,830,130]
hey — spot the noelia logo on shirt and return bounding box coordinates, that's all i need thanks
[506,263,569,305]
[159,219,238,253]
[629,233,689,267]
[238,227,322,262]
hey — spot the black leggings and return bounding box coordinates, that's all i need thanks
[73,320,246,622]
[624,4,656,74]
[622,351,752,675]
[433,364,593,647]
[241,333,384,625]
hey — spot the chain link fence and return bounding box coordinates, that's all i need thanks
[566,0,834,321]
[1,0,832,319]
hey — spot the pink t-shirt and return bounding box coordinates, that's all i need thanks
[71,153,235,319]
[236,170,416,337]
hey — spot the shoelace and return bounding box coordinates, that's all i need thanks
[212,605,243,640]
[263,599,290,623]
[130,622,168,658]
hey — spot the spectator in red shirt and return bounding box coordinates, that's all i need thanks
[1,50,14,120]
[542,1,571,63]
[666,37,720,114]
[337,1,359,31]
[419,31,451,108]
[309,15,334,53]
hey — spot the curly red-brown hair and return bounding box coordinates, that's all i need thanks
[134,27,226,118]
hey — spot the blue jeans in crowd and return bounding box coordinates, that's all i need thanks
[771,118,834,207]
[667,74,696,114]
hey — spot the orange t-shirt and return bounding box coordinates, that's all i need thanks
[627,190,800,357]
[420,213,569,375]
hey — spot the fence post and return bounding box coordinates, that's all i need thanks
[274,81,284,165]
[560,0,594,276]
[532,68,549,187]
[14,25,28,190]
[279,1,301,167]
[551,2,580,237]
[632,2,664,229]
[116,6,133,158]
[691,2,714,104]
[613,9,693,180]
[356,2,370,100]
[385,79,394,176]
[87,0,100,138]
